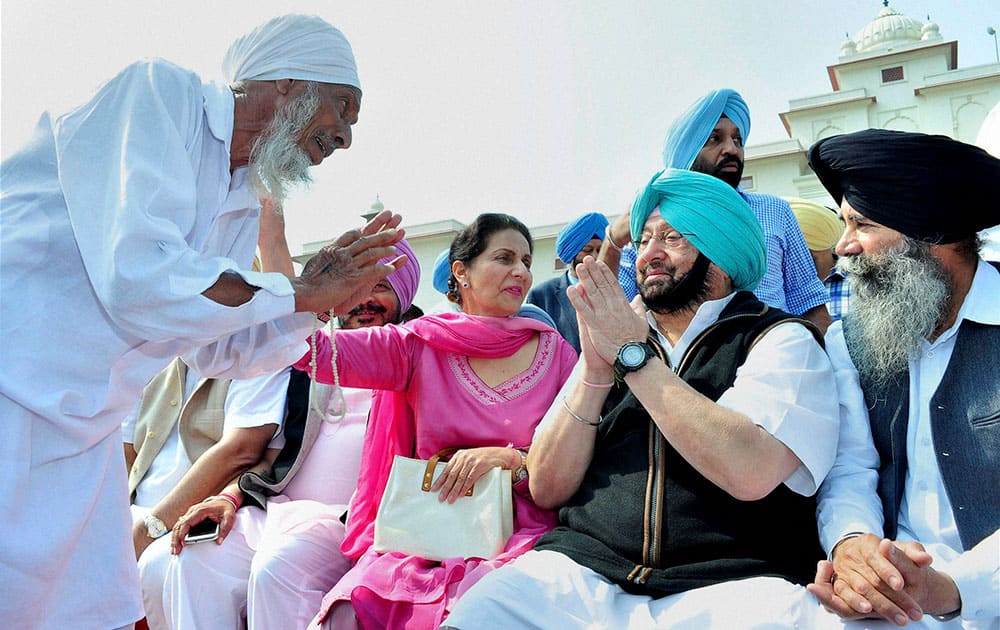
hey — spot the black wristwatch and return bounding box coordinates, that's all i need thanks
[613,341,656,381]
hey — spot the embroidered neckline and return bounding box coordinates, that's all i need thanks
[448,332,555,404]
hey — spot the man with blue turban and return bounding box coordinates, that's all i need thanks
[447,169,839,629]
[527,212,609,352]
[0,14,408,628]
[606,89,831,332]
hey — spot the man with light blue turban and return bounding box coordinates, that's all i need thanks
[608,89,830,332]
[527,212,609,352]
[0,14,407,628]
[447,168,839,629]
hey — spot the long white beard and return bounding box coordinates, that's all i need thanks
[249,83,320,207]
[839,237,950,386]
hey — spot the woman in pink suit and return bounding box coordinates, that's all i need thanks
[299,213,578,629]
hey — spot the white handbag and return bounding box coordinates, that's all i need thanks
[373,448,514,561]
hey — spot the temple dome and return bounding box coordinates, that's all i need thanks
[851,4,926,54]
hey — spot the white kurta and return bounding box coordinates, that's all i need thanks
[0,59,312,628]
[818,260,1000,626]
[151,385,372,629]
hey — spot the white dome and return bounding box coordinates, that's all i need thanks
[921,20,942,42]
[853,5,925,54]
[370,196,384,212]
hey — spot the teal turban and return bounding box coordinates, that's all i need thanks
[432,248,451,295]
[629,169,766,292]
[662,89,750,169]
[555,212,609,264]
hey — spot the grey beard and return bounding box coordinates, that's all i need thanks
[249,82,320,207]
[839,237,950,387]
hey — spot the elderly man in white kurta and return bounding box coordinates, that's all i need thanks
[0,15,407,629]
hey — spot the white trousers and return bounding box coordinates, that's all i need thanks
[445,549,823,629]
[151,502,350,630]
[445,550,981,630]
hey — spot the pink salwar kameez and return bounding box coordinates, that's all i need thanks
[296,312,577,629]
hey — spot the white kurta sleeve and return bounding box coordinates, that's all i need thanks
[937,530,1000,622]
[222,366,291,431]
[50,60,302,347]
[815,322,884,554]
[715,321,840,497]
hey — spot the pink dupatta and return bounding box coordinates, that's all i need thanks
[337,312,552,558]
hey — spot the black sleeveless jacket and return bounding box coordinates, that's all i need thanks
[535,292,826,597]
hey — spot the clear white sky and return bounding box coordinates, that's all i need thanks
[3,1,998,254]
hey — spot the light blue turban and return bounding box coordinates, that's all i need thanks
[516,304,557,329]
[432,248,451,295]
[662,89,750,169]
[555,212,609,264]
[223,14,360,90]
[629,169,766,292]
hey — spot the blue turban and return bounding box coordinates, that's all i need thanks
[629,169,766,292]
[555,212,609,264]
[432,248,451,295]
[516,304,557,329]
[662,89,750,169]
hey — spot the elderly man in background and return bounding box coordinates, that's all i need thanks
[446,169,839,629]
[0,15,406,628]
[788,197,851,322]
[527,212,609,352]
[807,129,1000,628]
[605,89,831,332]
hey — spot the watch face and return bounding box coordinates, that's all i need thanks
[145,515,169,539]
[621,343,648,367]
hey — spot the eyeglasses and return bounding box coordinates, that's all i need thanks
[634,231,688,252]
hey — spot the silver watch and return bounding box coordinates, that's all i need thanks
[143,514,169,539]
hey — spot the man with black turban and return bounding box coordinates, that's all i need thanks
[807,129,1000,628]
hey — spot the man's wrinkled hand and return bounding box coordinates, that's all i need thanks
[295,211,407,315]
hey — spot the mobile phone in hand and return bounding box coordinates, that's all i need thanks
[183,518,220,544]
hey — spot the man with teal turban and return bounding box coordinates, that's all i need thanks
[527,212,609,352]
[446,169,839,629]
[608,89,830,332]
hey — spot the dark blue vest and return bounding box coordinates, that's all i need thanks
[853,304,1000,550]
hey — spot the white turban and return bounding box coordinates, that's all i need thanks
[223,14,360,90]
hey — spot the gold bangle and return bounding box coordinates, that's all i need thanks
[561,397,601,427]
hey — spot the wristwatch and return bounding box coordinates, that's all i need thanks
[512,449,528,483]
[143,513,169,540]
[613,341,656,381]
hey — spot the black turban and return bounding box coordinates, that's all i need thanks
[808,129,1000,243]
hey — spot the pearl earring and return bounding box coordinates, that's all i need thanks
[462,281,469,288]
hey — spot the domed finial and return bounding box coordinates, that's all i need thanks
[883,0,889,7]
[370,194,384,213]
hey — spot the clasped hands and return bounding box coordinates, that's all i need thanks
[294,210,409,316]
[565,256,648,379]
[807,533,960,626]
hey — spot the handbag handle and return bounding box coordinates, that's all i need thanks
[421,447,474,496]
